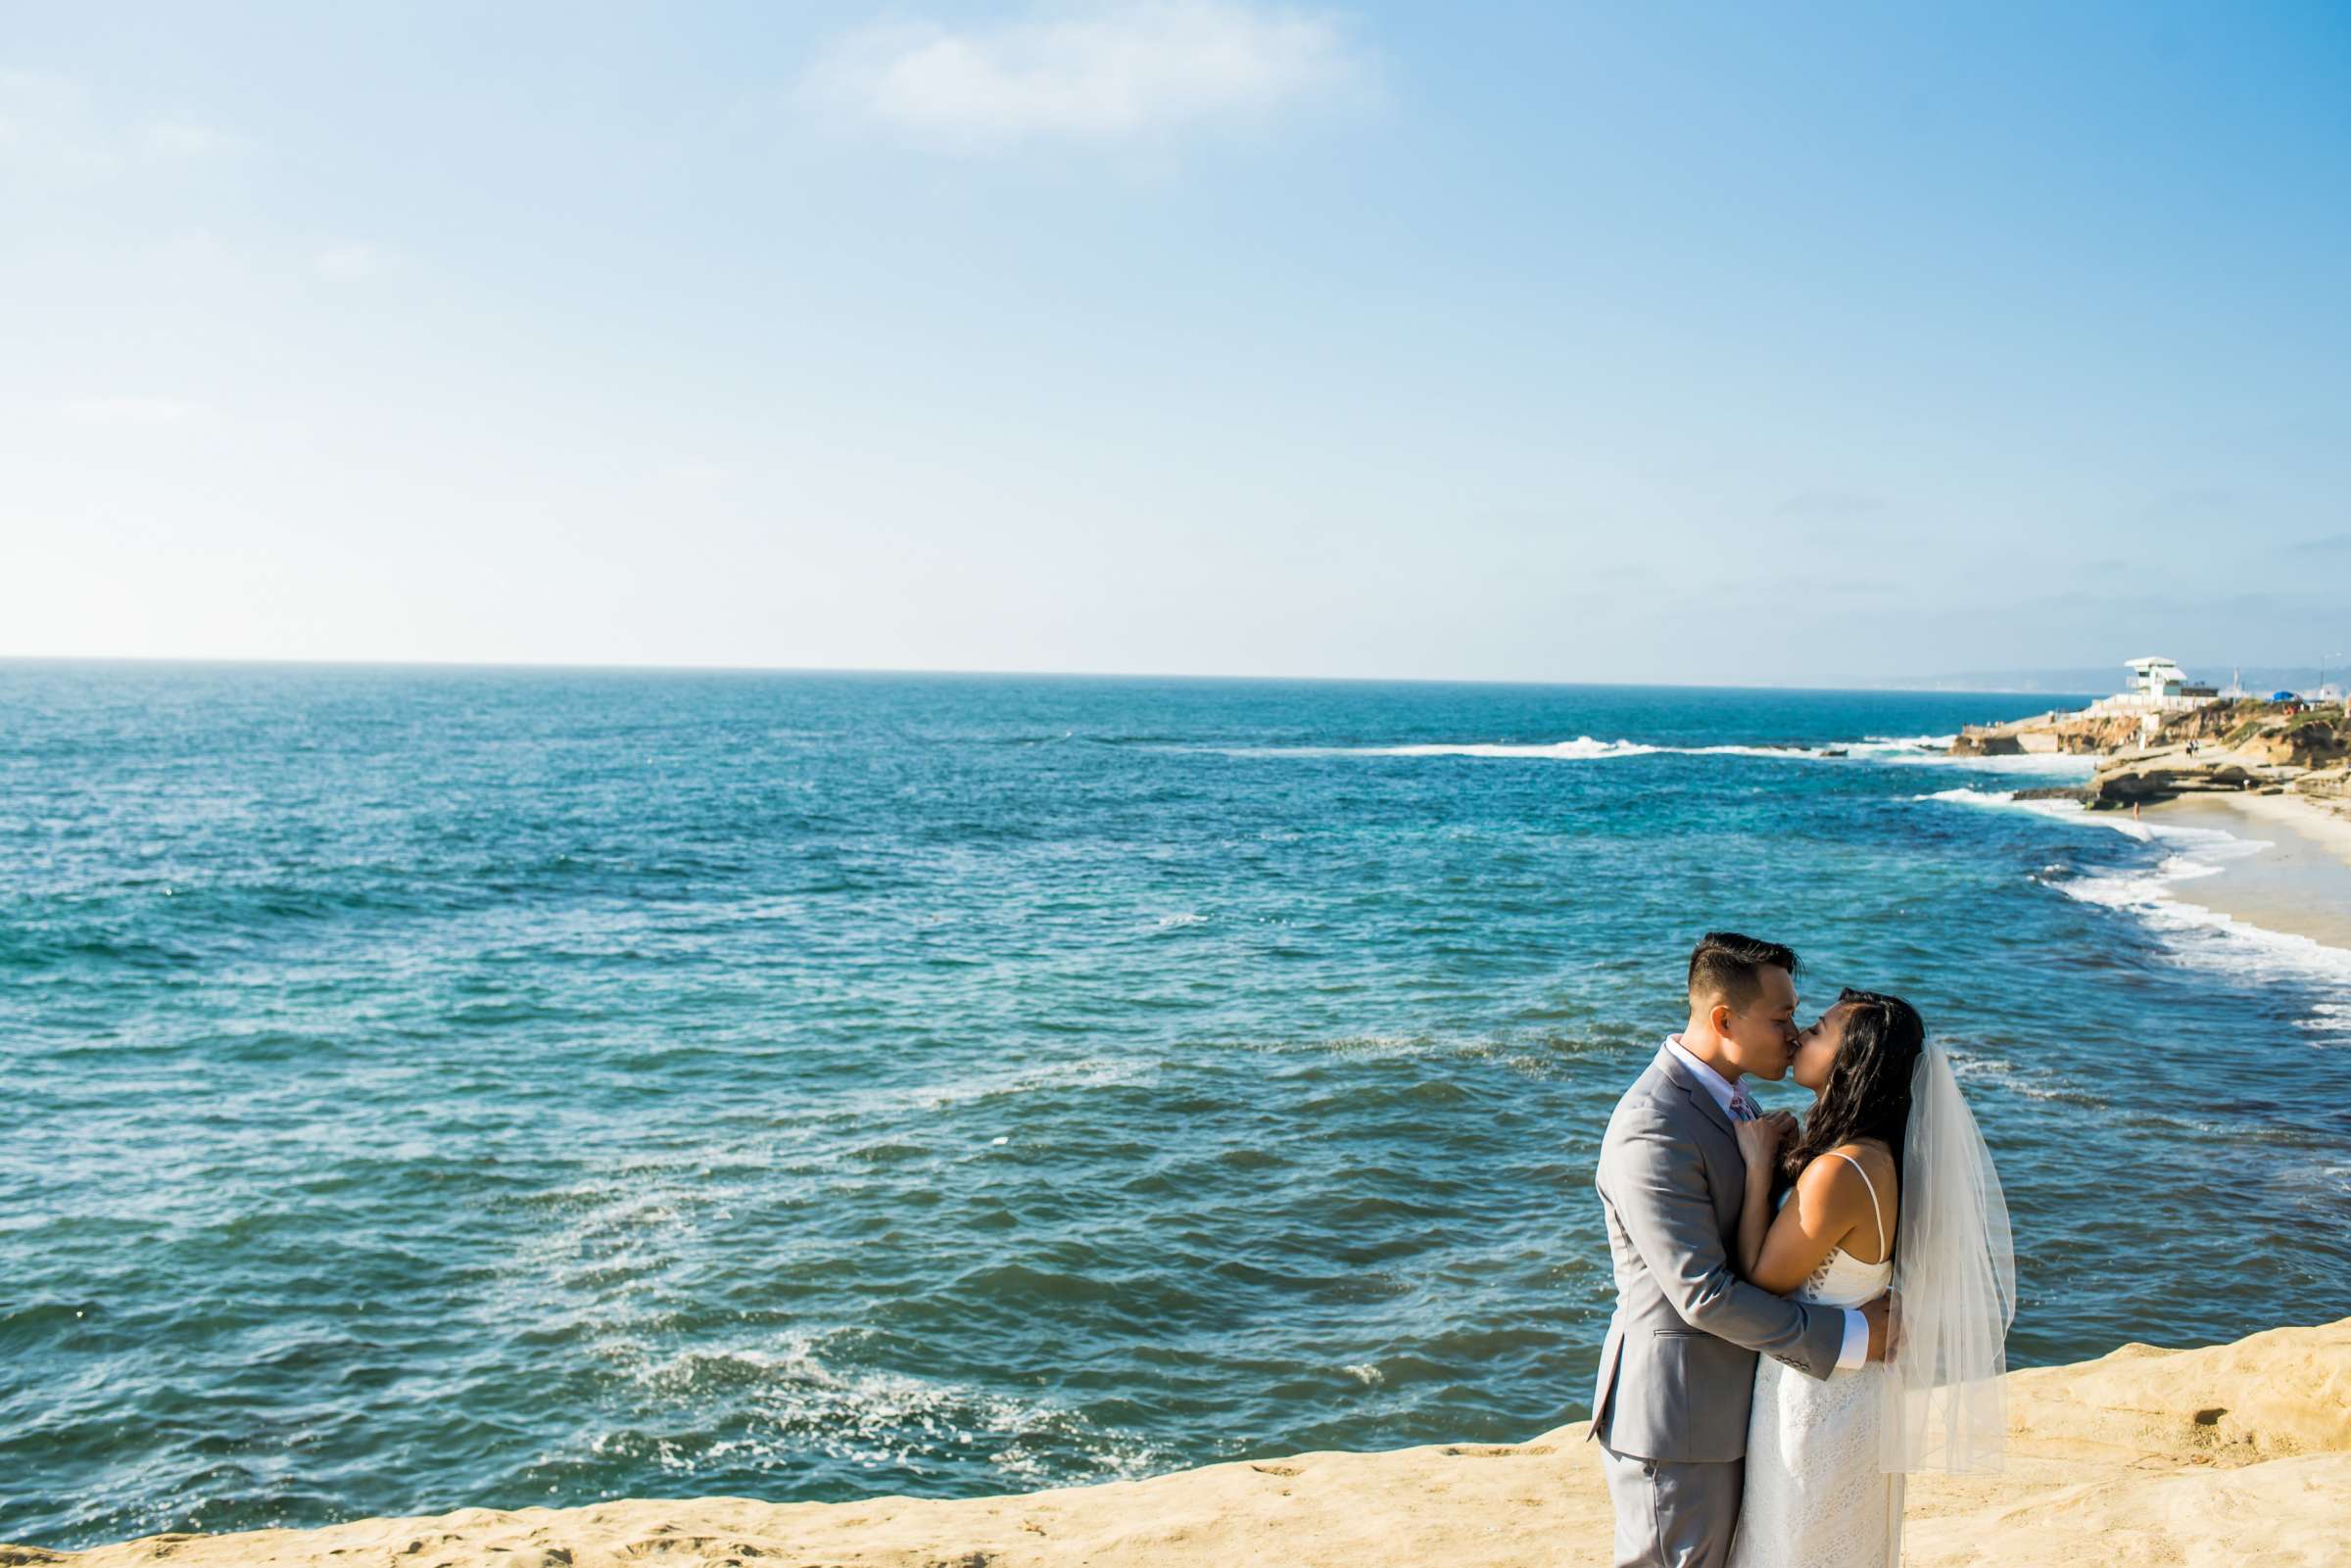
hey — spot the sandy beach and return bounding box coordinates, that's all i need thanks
[2142,791,2351,952]
[16,1316,2347,1568]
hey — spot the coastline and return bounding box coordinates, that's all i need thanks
[2139,791,2351,954]
[17,1317,2348,1568]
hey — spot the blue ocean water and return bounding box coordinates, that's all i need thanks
[5,663,2347,1550]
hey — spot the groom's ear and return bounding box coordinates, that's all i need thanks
[1708,1000,1736,1036]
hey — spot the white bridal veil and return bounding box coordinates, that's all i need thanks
[1881,1036,2017,1474]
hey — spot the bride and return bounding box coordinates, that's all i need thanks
[1724,989,2015,1568]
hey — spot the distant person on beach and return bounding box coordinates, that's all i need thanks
[1589,934,2013,1568]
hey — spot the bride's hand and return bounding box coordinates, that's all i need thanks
[1736,1109,1795,1170]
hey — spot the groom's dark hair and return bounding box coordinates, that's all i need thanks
[1687,931,1799,1008]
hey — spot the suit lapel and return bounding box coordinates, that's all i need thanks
[1655,1046,1746,1223]
[1655,1045,1738,1141]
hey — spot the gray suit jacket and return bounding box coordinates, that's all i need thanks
[1589,1045,1847,1463]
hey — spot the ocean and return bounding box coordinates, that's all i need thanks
[6,663,2347,1549]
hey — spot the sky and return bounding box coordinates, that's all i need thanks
[4,1,2347,687]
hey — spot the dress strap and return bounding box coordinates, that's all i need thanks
[1830,1151,1889,1259]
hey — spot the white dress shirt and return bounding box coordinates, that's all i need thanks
[1665,1034,1870,1372]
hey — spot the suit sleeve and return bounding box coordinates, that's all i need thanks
[1605,1099,1846,1381]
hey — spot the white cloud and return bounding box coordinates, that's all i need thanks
[0,71,247,172]
[802,1,1369,146]
[139,119,249,159]
[314,241,397,280]
[62,397,203,427]
[662,458,733,489]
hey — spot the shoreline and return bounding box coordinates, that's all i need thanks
[2138,790,2351,954]
[18,1317,2349,1568]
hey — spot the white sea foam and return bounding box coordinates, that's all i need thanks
[1917,787,2096,824]
[1920,778,2263,864]
[817,1055,1163,1122]
[1339,736,1662,760]
[611,1334,1165,1486]
[1678,743,1831,759]
[1227,733,2093,774]
[2052,856,2351,998]
[1945,1052,2104,1108]
[1920,786,2013,807]
[1919,787,2351,1022]
[1874,746,2102,777]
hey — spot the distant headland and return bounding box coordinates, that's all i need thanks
[1949,657,2350,816]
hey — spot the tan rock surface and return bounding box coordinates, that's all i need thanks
[16,1319,2348,1568]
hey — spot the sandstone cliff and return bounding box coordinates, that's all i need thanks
[1950,699,2351,812]
[13,1318,2350,1568]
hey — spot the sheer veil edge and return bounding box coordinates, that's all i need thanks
[1880,1036,2017,1476]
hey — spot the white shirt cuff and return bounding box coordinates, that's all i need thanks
[1836,1307,1869,1371]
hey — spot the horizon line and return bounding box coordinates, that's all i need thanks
[0,650,2112,698]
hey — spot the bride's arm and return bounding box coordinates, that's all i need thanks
[1733,1113,1793,1277]
[1748,1152,1875,1297]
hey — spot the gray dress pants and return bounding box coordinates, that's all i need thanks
[1598,1442,1743,1568]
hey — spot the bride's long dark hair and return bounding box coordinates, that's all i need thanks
[1774,988,1926,1217]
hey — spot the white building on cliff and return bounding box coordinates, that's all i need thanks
[2083,657,2221,717]
[2078,657,2223,745]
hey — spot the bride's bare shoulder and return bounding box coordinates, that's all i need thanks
[1835,1137,1897,1181]
[1814,1139,1896,1193]
[1791,1141,1895,1223]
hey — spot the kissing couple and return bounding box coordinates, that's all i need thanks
[1591,932,2015,1568]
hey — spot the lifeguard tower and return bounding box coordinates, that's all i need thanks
[2086,657,2221,720]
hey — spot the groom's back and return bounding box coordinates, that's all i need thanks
[1596,1053,1733,1307]
[1589,1048,1764,1464]
[1598,1060,1664,1288]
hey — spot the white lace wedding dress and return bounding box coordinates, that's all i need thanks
[1726,1153,1901,1568]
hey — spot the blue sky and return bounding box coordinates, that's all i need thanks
[4,1,2346,685]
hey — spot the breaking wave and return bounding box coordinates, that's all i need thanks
[1222,733,2029,765]
[1920,788,2351,1003]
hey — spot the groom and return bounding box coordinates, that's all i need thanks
[1589,932,1890,1568]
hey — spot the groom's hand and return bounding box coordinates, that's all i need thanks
[1862,1295,1892,1362]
